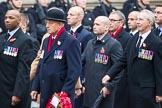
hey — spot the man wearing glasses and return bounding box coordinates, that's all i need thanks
[108,10,130,108]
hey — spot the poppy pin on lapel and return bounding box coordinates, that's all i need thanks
[100,47,105,54]
[9,38,16,42]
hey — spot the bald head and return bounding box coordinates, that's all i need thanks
[95,16,110,26]
[4,10,21,31]
[93,16,110,37]
[128,11,139,31]
[67,6,84,28]
[69,6,84,18]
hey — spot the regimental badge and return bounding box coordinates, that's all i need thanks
[54,50,63,59]
[94,53,109,65]
[57,41,61,46]
[3,46,18,57]
[142,43,146,48]
[40,50,44,59]
[138,48,154,60]
[100,47,105,54]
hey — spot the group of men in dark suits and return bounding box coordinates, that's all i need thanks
[1,1,162,108]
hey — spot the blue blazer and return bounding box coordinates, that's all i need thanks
[32,30,82,108]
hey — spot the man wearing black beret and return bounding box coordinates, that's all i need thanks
[31,7,82,108]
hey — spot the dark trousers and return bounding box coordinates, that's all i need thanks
[75,94,84,108]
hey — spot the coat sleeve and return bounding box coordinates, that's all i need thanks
[62,39,82,96]
[13,39,33,98]
[105,41,123,91]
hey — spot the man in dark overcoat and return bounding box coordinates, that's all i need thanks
[83,16,123,108]
[0,10,33,108]
[103,9,162,108]
[108,10,131,108]
[31,7,82,108]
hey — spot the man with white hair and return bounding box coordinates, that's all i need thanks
[102,9,162,108]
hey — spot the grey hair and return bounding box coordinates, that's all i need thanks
[110,10,126,23]
[140,9,155,25]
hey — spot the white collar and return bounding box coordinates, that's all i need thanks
[70,24,82,33]
[8,27,20,39]
[130,29,138,36]
[97,35,105,40]
[138,30,151,47]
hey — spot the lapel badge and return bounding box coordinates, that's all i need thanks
[100,47,105,54]
[9,38,16,42]
[57,41,61,46]
[142,43,146,48]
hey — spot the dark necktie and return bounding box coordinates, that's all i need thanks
[6,33,10,39]
[159,29,162,36]
[70,30,74,35]
[130,33,133,36]
[70,30,76,38]
[136,36,142,48]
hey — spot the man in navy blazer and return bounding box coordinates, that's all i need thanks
[0,10,33,108]
[67,6,94,108]
[31,7,82,108]
[102,9,162,108]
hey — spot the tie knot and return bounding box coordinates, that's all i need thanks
[70,30,74,35]
[6,33,10,40]
[136,36,143,48]
[139,36,143,39]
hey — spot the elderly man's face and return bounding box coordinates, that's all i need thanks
[46,20,61,35]
[137,12,151,34]
[108,13,123,32]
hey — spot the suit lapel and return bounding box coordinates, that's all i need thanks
[75,26,83,39]
[130,33,139,62]
[140,32,152,49]
[44,32,66,61]
[6,28,21,46]
[131,32,152,62]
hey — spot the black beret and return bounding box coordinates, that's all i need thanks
[46,7,66,22]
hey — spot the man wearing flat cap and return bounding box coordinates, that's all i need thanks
[31,7,82,108]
